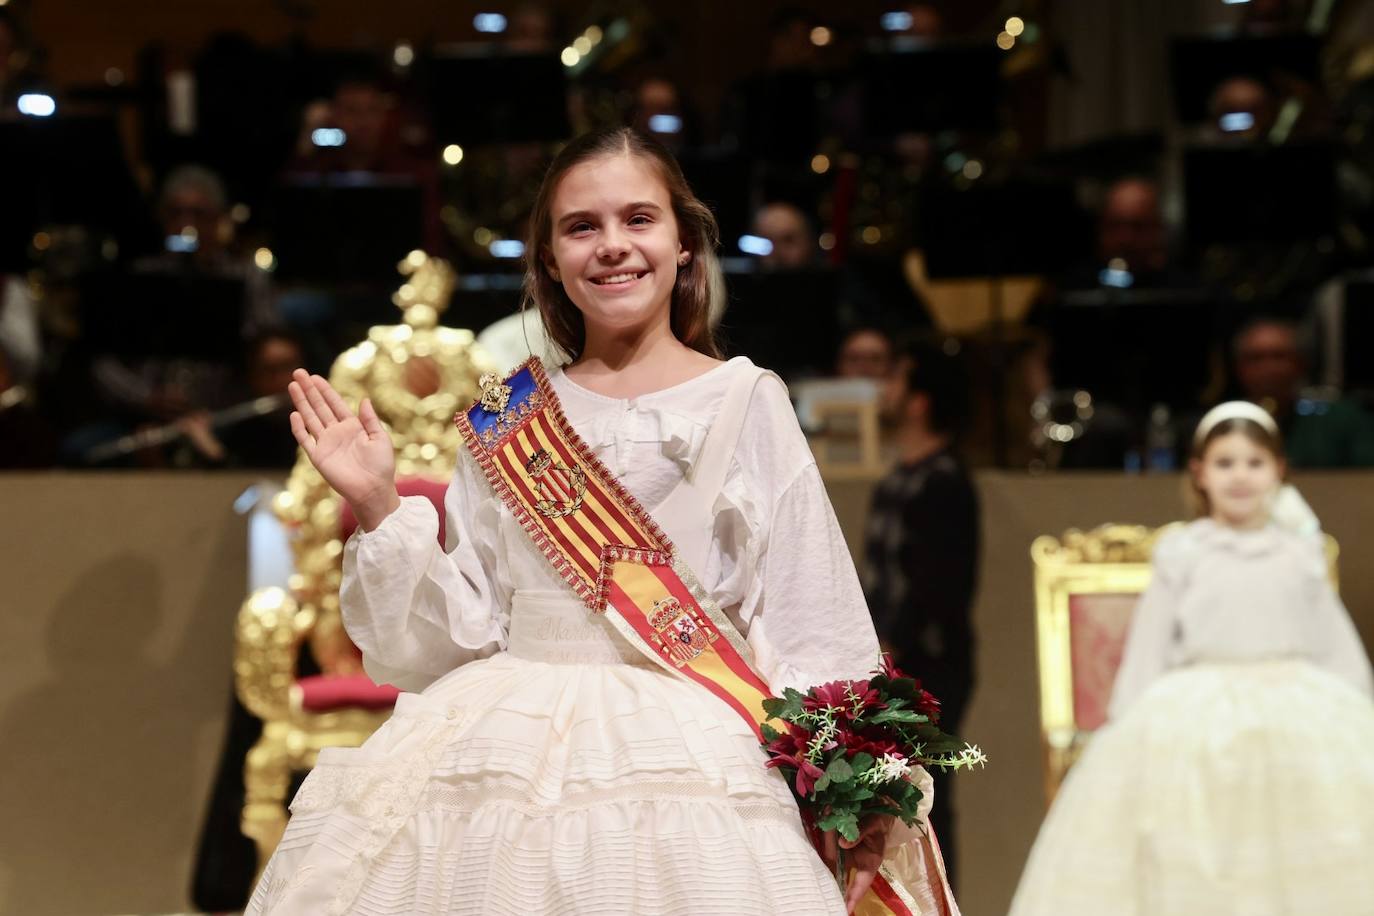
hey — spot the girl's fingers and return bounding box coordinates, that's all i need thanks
[287,369,314,412]
[315,374,354,423]
[288,411,315,455]
[301,375,336,429]
[358,397,385,437]
[845,866,877,913]
[289,380,324,438]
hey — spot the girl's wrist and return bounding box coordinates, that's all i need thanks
[354,487,402,532]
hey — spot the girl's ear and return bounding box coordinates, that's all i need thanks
[677,248,691,267]
[541,247,561,282]
[1188,456,1204,488]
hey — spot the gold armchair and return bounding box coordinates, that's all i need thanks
[234,252,496,874]
[1031,522,1340,805]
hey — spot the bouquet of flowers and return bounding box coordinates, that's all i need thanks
[761,655,986,850]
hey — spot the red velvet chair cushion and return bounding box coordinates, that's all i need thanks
[297,673,401,712]
[339,476,449,545]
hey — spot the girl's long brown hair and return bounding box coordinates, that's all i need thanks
[522,127,725,362]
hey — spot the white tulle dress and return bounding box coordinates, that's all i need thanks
[1010,518,1374,916]
[246,358,901,915]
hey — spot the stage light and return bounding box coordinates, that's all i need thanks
[862,226,882,244]
[996,31,1015,50]
[574,36,592,54]
[738,235,774,256]
[474,13,508,33]
[648,114,682,134]
[443,144,465,165]
[944,151,968,172]
[254,247,277,271]
[393,43,415,67]
[586,25,604,44]
[1005,16,1025,36]
[962,159,984,180]
[1219,111,1255,133]
[17,93,55,117]
[811,154,831,174]
[561,47,581,67]
[104,68,125,86]
[231,203,251,223]
[881,11,914,31]
[32,232,51,251]
[489,239,525,259]
[1222,0,1251,5]
[474,227,494,246]
[311,128,346,147]
[818,232,836,251]
[811,26,832,47]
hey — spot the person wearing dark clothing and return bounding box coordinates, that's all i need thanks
[863,342,980,891]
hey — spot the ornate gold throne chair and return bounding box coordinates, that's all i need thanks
[235,252,497,873]
[1031,522,1340,805]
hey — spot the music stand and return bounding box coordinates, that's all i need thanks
[0,115,150,272]
[917,177,1086,465]
[676,150,754,252]
[1183,143,1337,247]
[1338,278,1374,395]
[720,267,843,378]
[84,270,248,362]
[267,175,425,287]
[859,41,1003,139]
[1047,288,1225,414]
[424,47,571,147]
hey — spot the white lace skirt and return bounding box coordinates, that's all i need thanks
[246,597,847,915]
[1009,659,1374,916]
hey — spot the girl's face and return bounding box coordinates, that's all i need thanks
[544,153,687,338]
[1192,431,1283,527]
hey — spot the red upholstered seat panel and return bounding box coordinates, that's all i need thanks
[339,476,449,545]
[297,673,401,712]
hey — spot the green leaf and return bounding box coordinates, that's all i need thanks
[849,752,875,774]
[760,721,780,742]
[825,757,854,783]
[761,698,784,718]
[866,708,926,726]
[814,773,832,792]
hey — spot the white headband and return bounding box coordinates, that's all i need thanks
[1194,400,1279,446]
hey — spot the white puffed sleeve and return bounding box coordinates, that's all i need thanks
[1107,530,1186,720]
[1301,541,1374,697]
[340,449,511,692]
[721,379,882,694]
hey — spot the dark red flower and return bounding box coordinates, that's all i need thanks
[843,731,902,758]
[878,653,904,680]
[764,747,826,797]
[803,679,882,721]
[914,688,941,722]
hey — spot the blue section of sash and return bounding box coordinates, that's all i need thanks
[466,366,537,443]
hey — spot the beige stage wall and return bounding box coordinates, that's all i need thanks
[2,471,1371,916]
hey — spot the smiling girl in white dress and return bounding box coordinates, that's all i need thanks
[245,127,955,916]
[1010,401,1374,916]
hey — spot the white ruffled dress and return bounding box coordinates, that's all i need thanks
[247,357,892,915]
[1011,519,1374,916]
